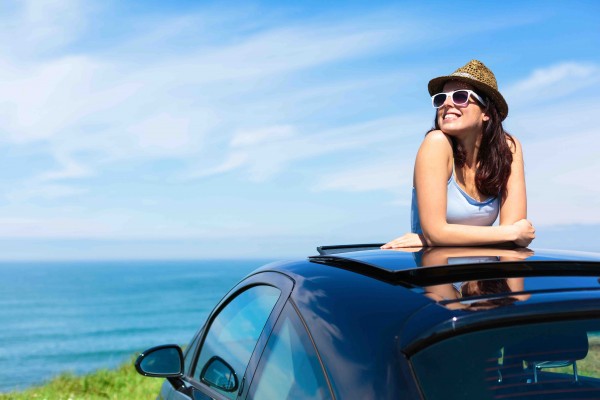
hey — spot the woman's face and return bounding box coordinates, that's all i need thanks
[436,81,489,137]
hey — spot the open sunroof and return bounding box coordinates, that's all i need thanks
[309,245,600,288]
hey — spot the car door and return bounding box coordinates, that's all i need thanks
[245,301,334,400]
[165,271,293,400]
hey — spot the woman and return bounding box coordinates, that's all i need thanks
[383,60,535,248]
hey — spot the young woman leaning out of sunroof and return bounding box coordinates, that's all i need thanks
[382,60,535,248]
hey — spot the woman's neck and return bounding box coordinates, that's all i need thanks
[456,131,482,167]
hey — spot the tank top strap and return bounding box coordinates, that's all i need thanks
[449,157,456,184]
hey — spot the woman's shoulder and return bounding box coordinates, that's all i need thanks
[505,133,522,155]
[421,130,453,150]
[424,129,452,143]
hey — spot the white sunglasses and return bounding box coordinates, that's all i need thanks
[431,89,487,108]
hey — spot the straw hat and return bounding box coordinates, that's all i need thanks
[428,60,508,120]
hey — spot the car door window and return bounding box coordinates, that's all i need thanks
[248,303,332,400]
[193,285,281,399]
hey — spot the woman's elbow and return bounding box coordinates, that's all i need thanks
[421,226,447,246]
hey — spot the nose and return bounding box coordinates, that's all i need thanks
[442,92,454,108]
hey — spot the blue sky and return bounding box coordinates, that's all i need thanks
[0,0,598,259]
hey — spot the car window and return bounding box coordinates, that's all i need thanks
[193,285,281,399]
[248,303,332,400]
[411,318,600,399]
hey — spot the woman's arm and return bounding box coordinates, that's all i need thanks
[499,136,527,225]
[497,136,535,247]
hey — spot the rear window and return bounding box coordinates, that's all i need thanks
[411,319,600,399]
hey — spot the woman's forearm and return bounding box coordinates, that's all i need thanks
[422,223,518,247]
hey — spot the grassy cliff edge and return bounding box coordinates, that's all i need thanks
[0,357,163,400]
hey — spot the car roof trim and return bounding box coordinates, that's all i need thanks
[316,243,385,255]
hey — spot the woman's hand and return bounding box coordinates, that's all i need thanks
[381,233,427,249]
[511,219,535,247]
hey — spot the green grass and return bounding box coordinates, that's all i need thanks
[0,357,164,400]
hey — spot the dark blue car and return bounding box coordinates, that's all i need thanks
[136,245,600,399]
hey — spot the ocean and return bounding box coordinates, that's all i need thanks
[0,259,270,393]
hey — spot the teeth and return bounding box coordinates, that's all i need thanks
[444,114,459,120]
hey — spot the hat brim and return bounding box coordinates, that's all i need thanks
[428,75,508,121]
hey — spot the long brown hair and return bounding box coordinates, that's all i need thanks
[431,95,515,200]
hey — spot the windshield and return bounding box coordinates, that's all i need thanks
[411,319,600,399]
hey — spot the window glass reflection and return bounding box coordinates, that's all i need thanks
[194,285,280,399]
[249,304,331,399]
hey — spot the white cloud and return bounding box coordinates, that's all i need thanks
[36,153,92,181]
[23,0,85,43]
[112,12,416,90]
[0,0,89,56]
[505,62,600,108]
[6,184,87,202]
[231,125,295,147]
[184,115,425,182]
[182,152,247,180]
[0,56,102,143]
[505,98,594,141]
[127,113,196,155]
[0,217,97,238]
[509,62,598,92]
[313,159,413,193]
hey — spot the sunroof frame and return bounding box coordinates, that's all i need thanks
[309,254,600,288]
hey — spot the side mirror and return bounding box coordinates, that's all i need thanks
[135,344,184,378]
[200,356,239,392]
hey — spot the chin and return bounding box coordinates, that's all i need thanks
[439,122,463,133]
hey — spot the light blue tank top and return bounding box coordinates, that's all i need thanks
[411,165,500,234]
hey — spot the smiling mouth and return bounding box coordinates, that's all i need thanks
[443,113,460,120]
